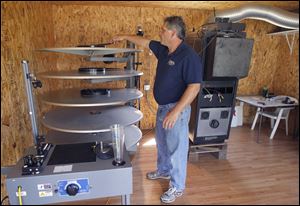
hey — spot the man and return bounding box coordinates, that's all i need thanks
[112,16,202,203]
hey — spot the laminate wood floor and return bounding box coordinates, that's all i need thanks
[69,124,299,205]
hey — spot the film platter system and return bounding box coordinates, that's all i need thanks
[186,18,254,159]
[3,42,143,205]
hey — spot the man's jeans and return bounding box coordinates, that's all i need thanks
[155,102,191,191]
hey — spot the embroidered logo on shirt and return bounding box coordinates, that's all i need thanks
[168,59,175,66]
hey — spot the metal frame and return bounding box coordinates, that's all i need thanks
[21,60,39,144]
[189,79,238,145]
[5,42,143,204]
[87,56,130,62]
[267,29,298,55]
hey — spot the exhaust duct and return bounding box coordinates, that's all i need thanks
[208,4,299,30]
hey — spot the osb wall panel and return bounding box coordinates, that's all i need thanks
[1,1,55,198]
[1,2,299,199]
[236,19,299,125]
[273,35,299,98]
[51,1,300,11]
[237,19,281,123]
[51,5,299,129]
[50,5,211,129]
[273,34,299,132]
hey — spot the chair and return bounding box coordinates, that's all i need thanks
[251,107,295,139]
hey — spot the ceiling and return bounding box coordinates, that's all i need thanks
[50,1,299,11]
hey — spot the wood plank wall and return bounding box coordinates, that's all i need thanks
[1,1,56,199]
[273,33,299,132]
[50,4,299,128]
[49,5,211,130]
[1,1,299,199]
[239,19,299,127]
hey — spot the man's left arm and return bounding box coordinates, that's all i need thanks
[163,83,200,129]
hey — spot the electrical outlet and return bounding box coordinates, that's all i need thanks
[144,84,150,91]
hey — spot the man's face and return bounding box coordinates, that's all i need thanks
[159,23,175,46]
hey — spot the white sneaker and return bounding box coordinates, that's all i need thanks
[160,186,183,203]
[146,170,171,180]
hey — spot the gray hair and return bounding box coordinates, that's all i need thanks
[164,16,186,40]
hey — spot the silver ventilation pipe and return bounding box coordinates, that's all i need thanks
[208,4,299,30]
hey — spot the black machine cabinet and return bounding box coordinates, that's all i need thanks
[186,20,254,145]
[189,79,238,145]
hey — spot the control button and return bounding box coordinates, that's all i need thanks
[220,111,229,119]
[210,119,219,128]
[66,184,79,196]
[201,111,210,120]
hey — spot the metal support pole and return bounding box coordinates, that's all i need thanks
[137,97,141,128]
[125,41,136,108]
[21,60,39,144]
[257,107,263,143]
[121,194,130,205]
[126,41,135,89]
[285,33,296,55]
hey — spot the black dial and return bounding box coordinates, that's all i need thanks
[210,119,219,129]
[66,184,79,196]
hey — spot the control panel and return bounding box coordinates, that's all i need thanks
[57,178,89,196]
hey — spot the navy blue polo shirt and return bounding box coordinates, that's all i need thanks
[149,40,202,105]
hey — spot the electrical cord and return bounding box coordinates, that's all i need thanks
[197,34,217,56]
[203,87,211,95]
[196,23,245,58]
[18,186,22,205]
[203,87,225,96]
[221,30,244,38]
[145,91,156,115]
[203,87,225,103]
[197,25,204,38]
[135,50,139,71]
[1,196,9,205]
